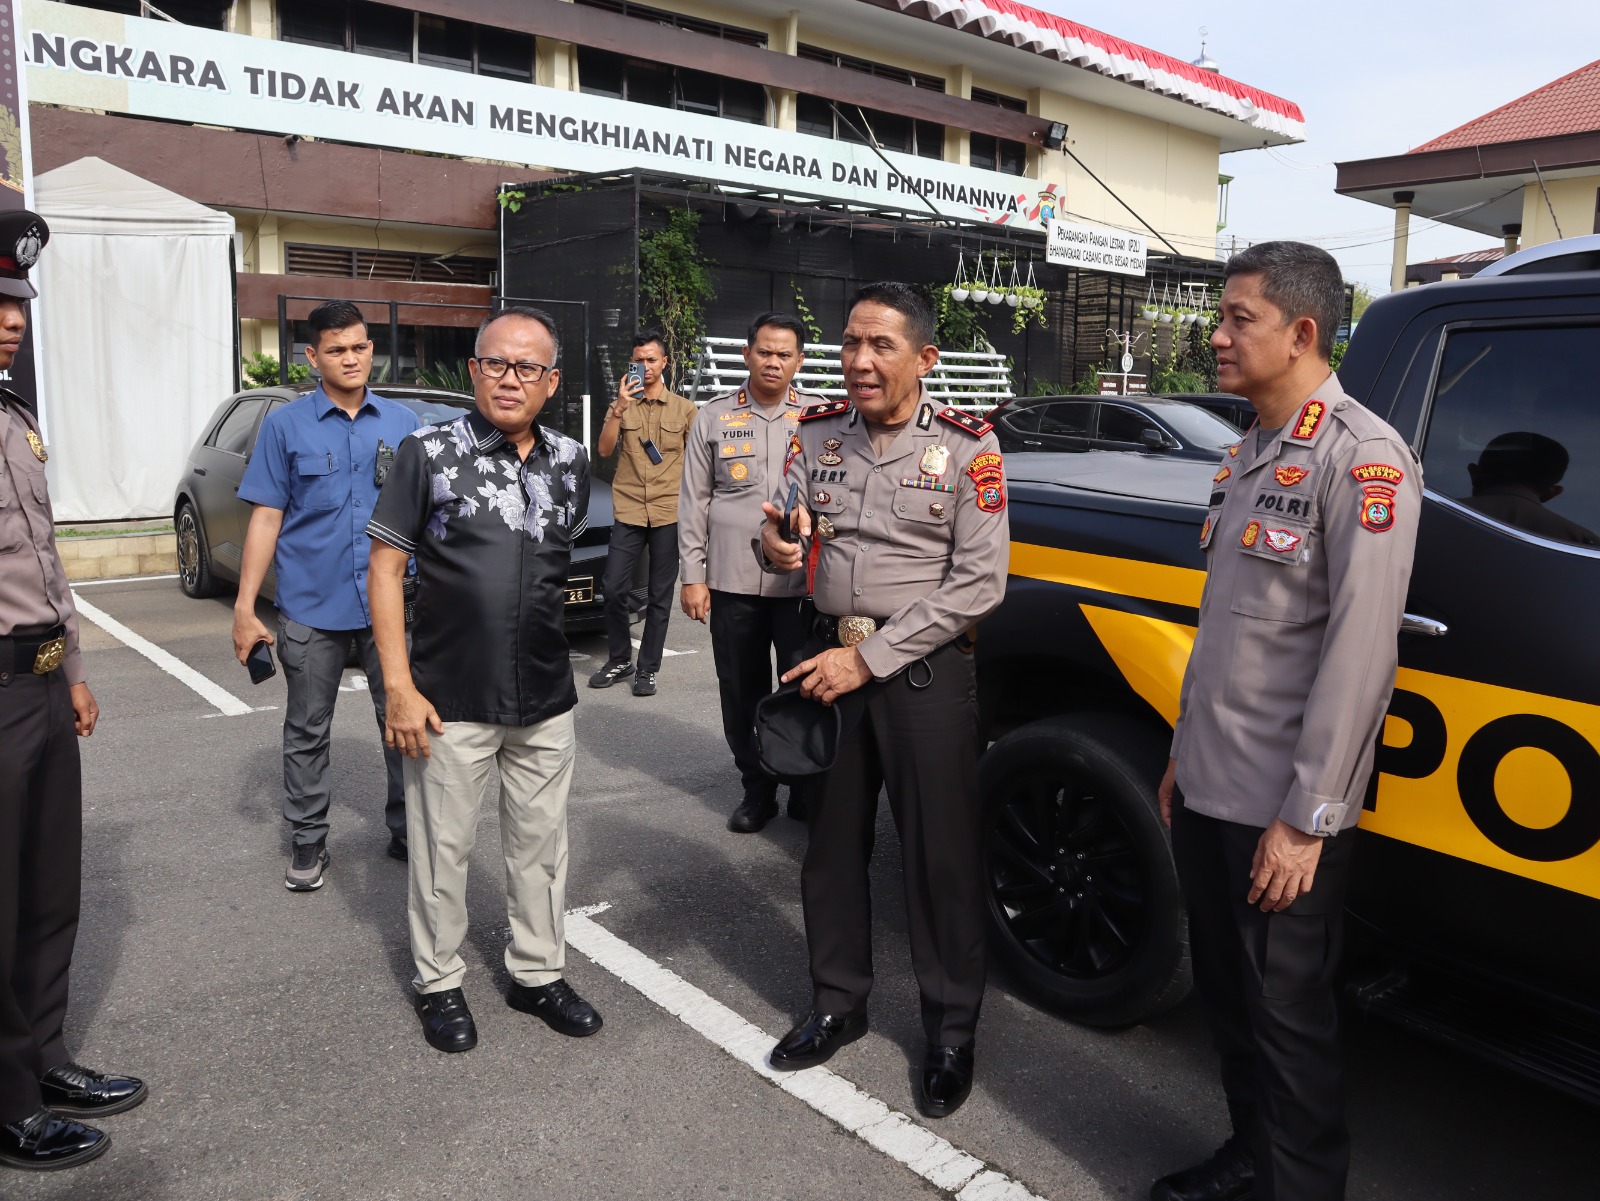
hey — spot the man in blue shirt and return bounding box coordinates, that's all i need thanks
[234,301,421,891]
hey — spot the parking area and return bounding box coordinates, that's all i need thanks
[6,575,1593,1200]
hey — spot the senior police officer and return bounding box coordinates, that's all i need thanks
[0,211,146,1172]
[759,282,1009,1118]
[678,311,818,833]
[1153,242,1421,1201]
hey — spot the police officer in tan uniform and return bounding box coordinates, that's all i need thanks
[0,211,146,1173]
[1153,243,1421,1201]
[759,283,1009,1119]
[677,311,819,833]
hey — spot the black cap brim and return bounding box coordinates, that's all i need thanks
[0,277,37,300]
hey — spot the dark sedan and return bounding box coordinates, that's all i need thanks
[988,394,1242,461]
[1154,391,1254,432]
[172,385,630,631]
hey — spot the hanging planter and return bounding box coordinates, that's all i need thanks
[1003,259,1022,307]
[969,255,990,304]
[1140,279,1159,321]
[950,250,970,303]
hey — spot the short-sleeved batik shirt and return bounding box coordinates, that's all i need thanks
[367,407,590,726]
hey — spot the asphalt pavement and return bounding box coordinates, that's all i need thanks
[3,575,1591,1200]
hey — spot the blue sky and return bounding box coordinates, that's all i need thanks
[1026,1,1600,293]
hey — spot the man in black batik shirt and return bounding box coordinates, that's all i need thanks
[367,306,604,1054]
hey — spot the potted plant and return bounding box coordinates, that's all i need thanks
[950,251,971,303]
[1158,307,1176,325]
[970,257,990,304]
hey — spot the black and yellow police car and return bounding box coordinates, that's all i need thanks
[976,237,1600,1102]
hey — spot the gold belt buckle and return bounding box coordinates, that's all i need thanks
[32,636,66,675]
[838,616,877,648]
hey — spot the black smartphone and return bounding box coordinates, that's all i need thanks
[245,639,276,685]
[641,437,664,465]
[781,480,801,543]
[625,362,647,394]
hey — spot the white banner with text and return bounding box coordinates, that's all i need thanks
[1045,217,1148,277]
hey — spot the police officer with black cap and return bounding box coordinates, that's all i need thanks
[0,211,147,1172]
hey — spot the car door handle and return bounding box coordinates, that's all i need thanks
[1401,613,1448,637]
[194,466,207,476]
[1023,439,1043,447]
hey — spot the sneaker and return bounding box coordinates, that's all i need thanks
[285,842,330,891]
[631,671,657,697]
[588,659,634,689]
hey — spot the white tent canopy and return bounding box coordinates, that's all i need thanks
[34,157,236,521]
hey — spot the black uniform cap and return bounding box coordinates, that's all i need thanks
[753,679,867,782]
[0,210,50,300]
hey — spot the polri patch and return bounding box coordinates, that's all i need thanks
[1274,465,1310,487]
[729,462,749,482]
[1290,399,1326,441]
[1350,462,1404,485]
[967,450,1006,513]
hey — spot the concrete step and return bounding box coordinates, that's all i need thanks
[57,528,177,581]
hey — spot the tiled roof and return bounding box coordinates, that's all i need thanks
[1413,59,1600,153]
[874,0,1305,141]
[1420,249,1506,266]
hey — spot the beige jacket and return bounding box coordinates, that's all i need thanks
[1172,373,1421,835]
[609,388,698,527]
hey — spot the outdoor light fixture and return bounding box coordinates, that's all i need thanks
[1042,122,1068,150]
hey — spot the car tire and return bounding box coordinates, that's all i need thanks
[981,712,1191,1027]
[175,501,219,599]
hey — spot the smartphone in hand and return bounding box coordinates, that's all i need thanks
[625,362,647,395]
[245,639,276,685]
[781,481,801,543]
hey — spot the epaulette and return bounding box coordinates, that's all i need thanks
[937,407,992,437]
[798,400,850,422]
[1287,398,1328,442]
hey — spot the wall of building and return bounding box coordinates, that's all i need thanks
[1519,174,1600,246]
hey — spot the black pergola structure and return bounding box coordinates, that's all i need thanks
[498,170,1226,442]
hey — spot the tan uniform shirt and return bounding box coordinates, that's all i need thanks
[0,390,85,685]
[782,385,1011,680]
[609,388,698,528]
[678,380,813,596]
[1172,373,1421,836]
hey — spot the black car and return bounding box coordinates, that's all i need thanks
[1153,391,1254,432]
[172,385,630,632]
[988,394,1242,460]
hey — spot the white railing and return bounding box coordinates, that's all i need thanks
[686,337,1012,412]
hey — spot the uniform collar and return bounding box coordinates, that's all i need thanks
[312,384,380,420]
[738,378,803,414]
[463,406,545,456]
[857,381,934,466]
[1240,372,1346,475]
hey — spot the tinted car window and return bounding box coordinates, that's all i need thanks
[209,397,266,456]
[1422,324,1600,548]
[1098,404,1159,444]
[1148,403,1241,449]
[393,396,474,425]
[999,405,1040,435]
[1037,402,1093,437]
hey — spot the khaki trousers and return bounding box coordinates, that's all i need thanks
[405,711,575,995]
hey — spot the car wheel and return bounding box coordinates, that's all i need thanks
[175,502,219,599]
[981,713,1190,1027]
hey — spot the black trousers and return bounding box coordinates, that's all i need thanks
[708,591,808,799]
[0,664,81,1124]
[1170,798,1357,1201]
[604,521,678,674]
[802,640,985,1047]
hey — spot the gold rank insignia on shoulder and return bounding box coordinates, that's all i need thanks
[26,429,47,462]
[1290,399,1326,441]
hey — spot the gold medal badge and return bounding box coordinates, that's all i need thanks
[919,444,949,478]
[26,429,48,462]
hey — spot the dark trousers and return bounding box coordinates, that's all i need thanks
[708,591,808,798]
[277,619,406,849]
[604,521,678,674]
[1170,799,1357,1201]
[0,665,81,1124]
[802,640,985,1047]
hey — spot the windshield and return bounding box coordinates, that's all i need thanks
[1149,403,1241,448]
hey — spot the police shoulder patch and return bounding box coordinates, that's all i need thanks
[937,408,993,438]
[798,400,850,422]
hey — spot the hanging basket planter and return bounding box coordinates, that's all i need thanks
[950,250,970,303]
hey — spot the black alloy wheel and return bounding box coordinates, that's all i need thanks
[981,713,1190,1026]
[175,502,218,598]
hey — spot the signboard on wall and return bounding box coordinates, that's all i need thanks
[1046,217,1148,277]
[22,0,1057,230]
[1,0,42,420]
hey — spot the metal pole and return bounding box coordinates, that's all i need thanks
[389,301,402,385]
[277,293,289,386]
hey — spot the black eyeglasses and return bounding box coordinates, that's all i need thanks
[475,356,554,383]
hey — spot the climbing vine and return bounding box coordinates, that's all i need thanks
[639,208,716,385]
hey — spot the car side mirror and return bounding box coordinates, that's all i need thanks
[1140,429,1169,452]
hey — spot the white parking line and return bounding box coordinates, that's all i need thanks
[630,638,696,657]
[70,573,181,587]
[565,905,1051,1201]
[71,592,259,718]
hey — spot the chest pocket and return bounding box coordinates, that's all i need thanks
[1231,516,1313,623]
[657,415,688,457]
[891,484,954,529]
[715,440,758,489]
[807,485,849,516]
[294,454,343,512]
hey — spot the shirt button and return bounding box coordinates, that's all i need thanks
[896,504,906,512]
[865,509,873,517]
[873,466,881,473]
[853,588,862,596]
[355,500,363,508]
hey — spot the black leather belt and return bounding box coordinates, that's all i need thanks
[0,624,67,676]
[814,613,886,648]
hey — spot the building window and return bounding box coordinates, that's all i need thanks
[278,0,534,82]
[574,0,767,48]
[62,0,229,28]
[792,47,945,159]
[797,45,945,92]
[969,88,1028,176]
[284,244,498,287]
[577,47,767,124]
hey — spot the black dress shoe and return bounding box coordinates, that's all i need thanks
[39,1063,147,1117]
[1150,1138,1256,1201]
[728,792,778,833]
[508,979,603,1037]
[0,1108,109,1171]
[418,987,477,1053]
[769,1010,867,1071]
[785,789,808,822]
[920,1045,974,1118]
[387,834,408,862]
